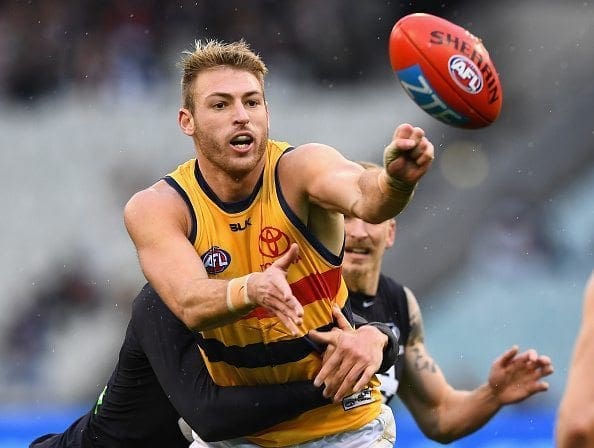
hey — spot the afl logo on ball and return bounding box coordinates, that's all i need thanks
[201,246,231,274]
[258,227,290,258]
[448,55,483,94]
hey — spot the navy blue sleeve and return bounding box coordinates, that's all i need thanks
[131,284,329,442]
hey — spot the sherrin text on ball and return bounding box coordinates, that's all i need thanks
[389,13,503,129]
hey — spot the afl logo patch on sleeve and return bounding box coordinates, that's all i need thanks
[201,246,231,274]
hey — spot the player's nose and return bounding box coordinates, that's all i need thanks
[345,218,368,238]
[233,103,250,124]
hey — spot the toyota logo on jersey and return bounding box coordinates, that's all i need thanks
[258,226,290,258]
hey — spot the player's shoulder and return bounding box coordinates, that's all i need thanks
[275,142,336,186]
[268,139,293,151]
[266,139,296,163]
[379,273,406,294]
[278,141,359,182]
[124,179,189,231]
[378,274,413,314]
[126,180,180,211]
[280,141,338,159]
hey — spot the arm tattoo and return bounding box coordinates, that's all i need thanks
[405,288,437,373]
[405,287,425,345]
[410,346,437,373]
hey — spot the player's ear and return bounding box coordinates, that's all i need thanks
[179,108,195,136]
[385,219,396,248]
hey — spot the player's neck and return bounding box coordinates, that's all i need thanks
[197,158,264,203]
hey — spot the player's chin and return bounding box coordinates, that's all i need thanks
[342,262,368,276]
[344,252,371,264]
[231,152,262,172]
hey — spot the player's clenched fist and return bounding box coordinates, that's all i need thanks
[246,243,304,336]
[382,123,434,192]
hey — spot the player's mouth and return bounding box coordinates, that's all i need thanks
[345,246,372,258]
[230,134,254,153]
[346,247,369,254]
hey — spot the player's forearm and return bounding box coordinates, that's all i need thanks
[192,382,330,441]
[135,287,330,442]
[428,384,502,443]
[351,168,415,223]
[159,276,255,331]
[556,273,594,447]
[556,407,594,448]
[556,356,594,446]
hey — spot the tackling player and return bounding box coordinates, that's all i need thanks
[30,282,399,447]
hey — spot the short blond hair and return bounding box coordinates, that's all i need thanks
[179,39,268,112]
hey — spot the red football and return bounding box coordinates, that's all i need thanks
[389,13,502,129]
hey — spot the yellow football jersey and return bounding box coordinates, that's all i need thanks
[165,140,382,446]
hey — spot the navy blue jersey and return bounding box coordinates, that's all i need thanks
[349,274,411,403]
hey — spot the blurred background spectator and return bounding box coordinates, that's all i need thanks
[3,258,99,384]
[0,0,593,447]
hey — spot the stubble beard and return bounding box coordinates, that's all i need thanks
[195,129,269,180]
[342,263,366,291]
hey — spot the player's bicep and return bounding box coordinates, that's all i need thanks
[399,288,450,413]
[399,342,445,405]
[404,286,425,345]
[124,185,208,319]
[280,143,365,215]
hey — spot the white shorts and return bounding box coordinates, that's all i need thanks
[189,404,395,448]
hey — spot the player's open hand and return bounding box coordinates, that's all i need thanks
[383,123,434,189]
[247,243,304,336]
[308,305,386,402]
[487,345,554,405]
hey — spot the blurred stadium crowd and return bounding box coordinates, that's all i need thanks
[0,1,593,446]
[0,0,463,103]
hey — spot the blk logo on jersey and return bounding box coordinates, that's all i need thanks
[229,217,252,232]
[258,226,290,258]
[201,246,231,274]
